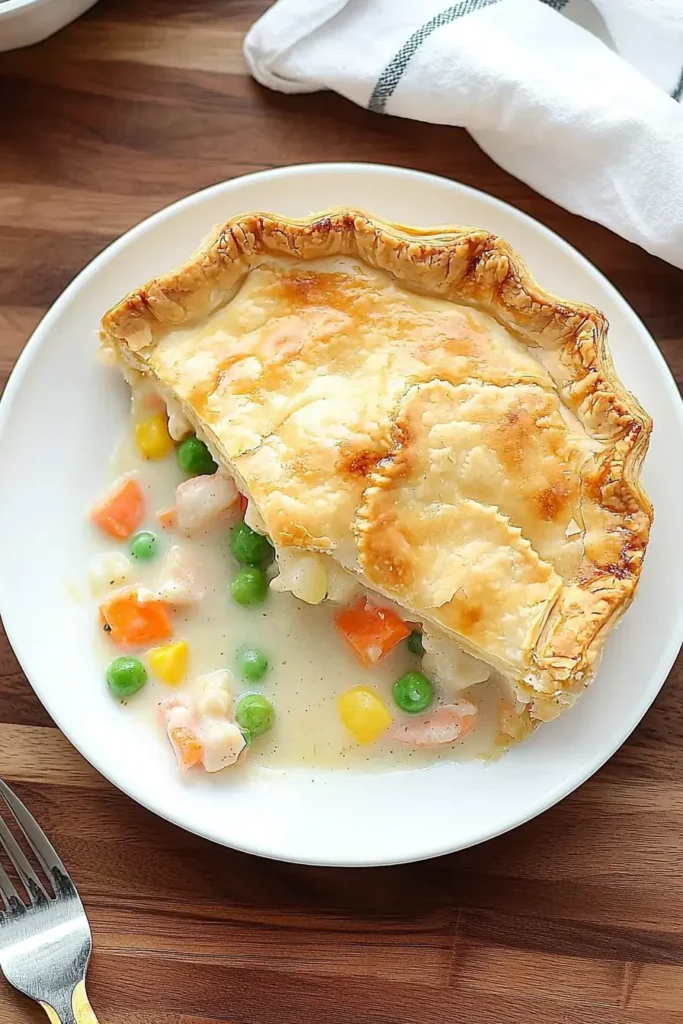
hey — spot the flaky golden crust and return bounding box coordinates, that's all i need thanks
[101,208,652,716]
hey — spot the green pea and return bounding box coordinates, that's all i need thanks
[238,647,269,682]
[106,656,147,698]
[392,671,434,714]
[406,630,424,656]
[130,531,157,560]
[231,566,268,605]
[231,521,274,566]
[176,435,217,476]
[235,693,274,738]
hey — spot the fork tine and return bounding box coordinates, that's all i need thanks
[0,858,22,911]
[0,780,68,885]
[0,809,49,904]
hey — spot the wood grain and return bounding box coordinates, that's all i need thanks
[1,2,683,1022]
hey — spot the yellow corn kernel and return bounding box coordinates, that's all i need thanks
[135,414,173,460]
[338,686,393,744]
[147,641,189,685]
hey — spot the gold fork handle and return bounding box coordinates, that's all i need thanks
[39,980,99,1024]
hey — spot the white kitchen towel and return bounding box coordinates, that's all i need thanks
[244,0,683,270]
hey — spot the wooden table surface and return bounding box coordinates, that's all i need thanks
[2,3,683,1022]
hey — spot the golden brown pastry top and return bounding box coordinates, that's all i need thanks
[101,209,652,719]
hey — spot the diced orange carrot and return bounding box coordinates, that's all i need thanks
[91,477,145,540]
[157,506,177,531]
[100,590,173,649]
[238,493,248,515]
[168,726,203,770]
[334,598,411,666]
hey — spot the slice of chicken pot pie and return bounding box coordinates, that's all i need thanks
[100,209,653,728]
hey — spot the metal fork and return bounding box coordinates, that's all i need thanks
[0,779,99,1023]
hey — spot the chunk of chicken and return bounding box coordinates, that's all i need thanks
[175,471,238,534]
[155,545,205,606]
[159,698,203,770]
[159,691,246,773]
[193,670,235,719]
[201,720,246,773]
[192,670,246,772]
[422,629,490,691]
[393,701,478,747]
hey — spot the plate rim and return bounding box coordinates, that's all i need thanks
[1,161,682,867]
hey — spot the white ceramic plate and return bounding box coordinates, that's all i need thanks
[0,0,99,53]
[1,164,682,867]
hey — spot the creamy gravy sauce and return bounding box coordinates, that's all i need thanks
[90,422,504,777]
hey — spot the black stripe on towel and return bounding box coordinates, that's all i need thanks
[672,65,683,102]
[368,0,501,114]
